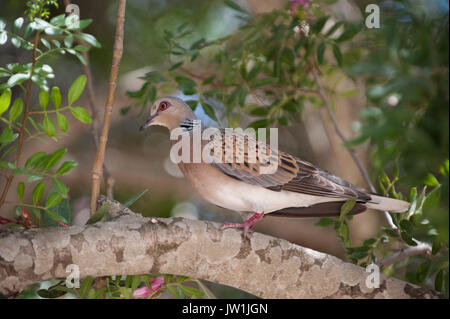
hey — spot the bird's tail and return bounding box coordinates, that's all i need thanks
[366,195,410,213]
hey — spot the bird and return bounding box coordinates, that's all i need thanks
[140,96,410,237]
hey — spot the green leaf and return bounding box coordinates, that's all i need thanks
[167,285,182,299]
[9,98,23,122]
[315,217,334,227]
[70,107,92,123]
[202,103,218,122]
[43,149,67,172]
[51,86,61,109]
[52,178,69,197]
[41,38,51,49]
[45,192,63,208]
[424,173,440,187]
[25,152,47,169]
[32,182,45,205]
[39,89,49,110]
[131,275,141,292]
[43,115,56,137]
[55,160,78,176]
[13,17,24,33]
[340,199,356,221]
[68,75,87,105]
[73,33,101,48]
[17,182,25,201]
[64,34,74,48]
[7,73,29,87]
[249,77,278,88]
[224,0,248,14]
[27,175,43,183]
[317,42,326,65]
[46,197,70,227]
[332,44,343,66]
[312,16,329,34]
[0,31,7,45]
[178,284,205,297]
[435,269,444,291]
[123,189,148,208]
[0,88,12,116]
[80,276,94,298]
[56,112,68,132]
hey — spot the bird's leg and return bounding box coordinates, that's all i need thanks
[221,212,265,238]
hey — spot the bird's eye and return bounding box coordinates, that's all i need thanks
[159,102,169,111]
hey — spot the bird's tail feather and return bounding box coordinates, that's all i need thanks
[366,195,410,212]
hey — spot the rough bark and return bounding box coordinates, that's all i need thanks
[0,199,439,299]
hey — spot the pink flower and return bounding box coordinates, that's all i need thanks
[133,276,165,298]
[290,0,311,15]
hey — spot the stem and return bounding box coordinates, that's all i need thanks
[0,32,40,209]
[90,0,126,215]
[377,242,433,269]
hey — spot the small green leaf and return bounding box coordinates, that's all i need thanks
[51,86,61,109]
[435,269,444,291]
[43,149,67,172]
[340,200,356,221]
[202,103,218,122]
[332,44,342,66]
[7,73,29,87]
[57,113,68,132]
[224,0,248,14]
[17,182,25,201]
[80,276,94,298]
[424,173,440,187]
[73,33,101,48]
[9,98,23,122]
[45,192,63,208]
[55,160,78,176]
[315,217,334,227]
[52,178,69,197]
[317,42,326,65]
[32,182,45,205]
[39,89,49,110]
[123,189,148,208]
[0,88,12,116]
[13,17,24,32]
[70,107,92,123]
[41,38,51,49]
[25,152,47,169]
[68,75,87,105]
[178,284,205,297]
[43,115,56,137]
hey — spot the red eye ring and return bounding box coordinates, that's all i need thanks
[159,101,169,111]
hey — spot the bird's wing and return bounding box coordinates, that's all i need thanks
[208,129,371,202]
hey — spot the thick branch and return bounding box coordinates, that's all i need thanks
[0,199,439,299]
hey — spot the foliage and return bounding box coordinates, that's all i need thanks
[0,0,94,228]
[35,274,207,299]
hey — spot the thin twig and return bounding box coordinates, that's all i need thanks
[310,67,432,259]
[0,32,40,209]
[310,68,399,231]
[90,0,126,215]
[63,0,115,200]
[377,242,432,269]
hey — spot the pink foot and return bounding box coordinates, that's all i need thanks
[221,212,264,238]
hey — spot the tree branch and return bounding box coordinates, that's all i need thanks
[0,199,439,299]
[90,0,126,214]
[63,0,115,201]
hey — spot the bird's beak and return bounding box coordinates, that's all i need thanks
[139,114,158,131]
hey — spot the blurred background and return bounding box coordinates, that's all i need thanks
[0,0,448,298]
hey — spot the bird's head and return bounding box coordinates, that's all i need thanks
[139,96,196,132]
